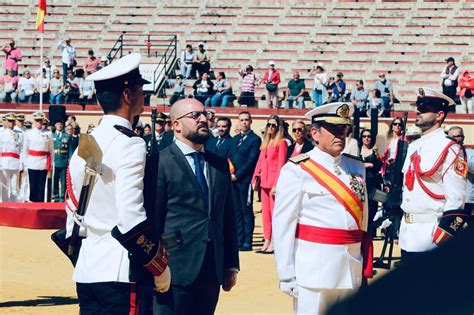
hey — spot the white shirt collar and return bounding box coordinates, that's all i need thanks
[309,145,341,165]
[175,139,205,155]
[101,115,132,130]
[421,127,444,141]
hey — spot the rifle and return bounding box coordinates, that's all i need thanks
[51,134,102,265]
[373,112,408,269]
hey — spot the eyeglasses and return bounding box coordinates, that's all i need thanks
[392,122,401,126]
[176,110,212,121]
[292,128,304,133]
[266,123,278,128]
[362,135,372,138]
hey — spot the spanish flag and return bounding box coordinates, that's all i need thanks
[35,0,46,32]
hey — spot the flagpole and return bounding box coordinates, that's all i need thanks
[39,32,43,112]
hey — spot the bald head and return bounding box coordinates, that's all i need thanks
[170,98,204,121]
[170,98,210,147]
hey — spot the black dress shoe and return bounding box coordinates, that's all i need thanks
[256,250,274,254]
[239,246,252,252]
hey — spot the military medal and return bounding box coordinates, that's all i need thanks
[349,174,366,202]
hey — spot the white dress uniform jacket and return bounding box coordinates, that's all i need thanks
[400,127,466,252]
[273,146,368,290]
[23,128,54,170]
[1,128,23,201]
[1,128,23,170]
[66,115,149,284]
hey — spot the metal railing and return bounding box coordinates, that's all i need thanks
[107,34,178,96]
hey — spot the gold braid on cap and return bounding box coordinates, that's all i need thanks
[336,104,350,118]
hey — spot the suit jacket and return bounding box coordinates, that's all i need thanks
[143,130,174,155]
[252,139,288,189]
[205,134,232,159]
[286,140,314,160]
[155,143,239,286]
[228,130,262,184]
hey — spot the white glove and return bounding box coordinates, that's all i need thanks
[280,279,298,298]
[373,210,383,222]
[154,266,171,293]
[379,218,392,230]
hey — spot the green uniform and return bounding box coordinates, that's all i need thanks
[53,131,71,202]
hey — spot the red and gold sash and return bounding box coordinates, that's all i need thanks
[300,159,364,230]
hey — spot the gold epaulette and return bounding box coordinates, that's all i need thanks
[288,153,310,164]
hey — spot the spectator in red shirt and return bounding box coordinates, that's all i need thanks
[83,49,101,74]
[2,39,22,76]
[263,61,281,109]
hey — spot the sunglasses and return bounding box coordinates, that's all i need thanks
[362,135,372,138]
[177,110,213,121]
[379,75,385,78]
[292,128,303,133]
[392,122,401,126]
[266,123,278,128]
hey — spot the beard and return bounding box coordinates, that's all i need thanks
[187,125,210,144]
[415,117,436,130]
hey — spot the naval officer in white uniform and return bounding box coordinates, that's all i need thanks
[273,102,372,315]
[66,53,170,314]
[400,87,467,259]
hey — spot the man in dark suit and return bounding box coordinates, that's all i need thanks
[205,116,233,158]
[228,111,262,251]
[143,112,174,155]
[154,99,239,315]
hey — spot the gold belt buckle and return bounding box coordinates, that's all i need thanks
[404,213,414,224]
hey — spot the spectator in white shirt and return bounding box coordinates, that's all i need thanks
[310,65,328,107]
[35,57,57,80]
[440,56,460,105]
[180,44,195,79]
[35,68,50,103]
[17,70,36,103]
[79,71,95,107]
[57,37,76,83]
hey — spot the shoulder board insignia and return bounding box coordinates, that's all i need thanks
[454,157,468,178]
[289,153,310,164]
[342,153,365,163]
[114,125,137,137]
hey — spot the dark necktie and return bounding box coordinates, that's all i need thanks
[189,152,209,204]
[216,137,223,149]
[238,134,245,147]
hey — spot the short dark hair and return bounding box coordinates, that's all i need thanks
[218,72,226,79]
[217,116,232,129]
[144,123,151,129]
[88,49,94,55]
[373,88,382,98]
[96,78,142,114]
[357,80,364,85]
[238,111,251,120]
[186,44,192,49]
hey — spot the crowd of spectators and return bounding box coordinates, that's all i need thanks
[0,38,105,107]
[1,38,473,115]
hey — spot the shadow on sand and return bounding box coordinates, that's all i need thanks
[0,296,78,308]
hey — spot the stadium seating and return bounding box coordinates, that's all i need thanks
[1,0,473,108]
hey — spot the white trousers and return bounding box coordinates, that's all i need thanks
[2,169,19,202]
[17,170,29,202]
[294,286,354,315]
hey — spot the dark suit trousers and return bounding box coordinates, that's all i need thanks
[154,244,220,315]
[233,181,254,247]
[76,282,137,315]
[53,166,67,202]
[28,169,47,202]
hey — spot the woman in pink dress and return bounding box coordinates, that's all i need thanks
[252,115,288,254]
